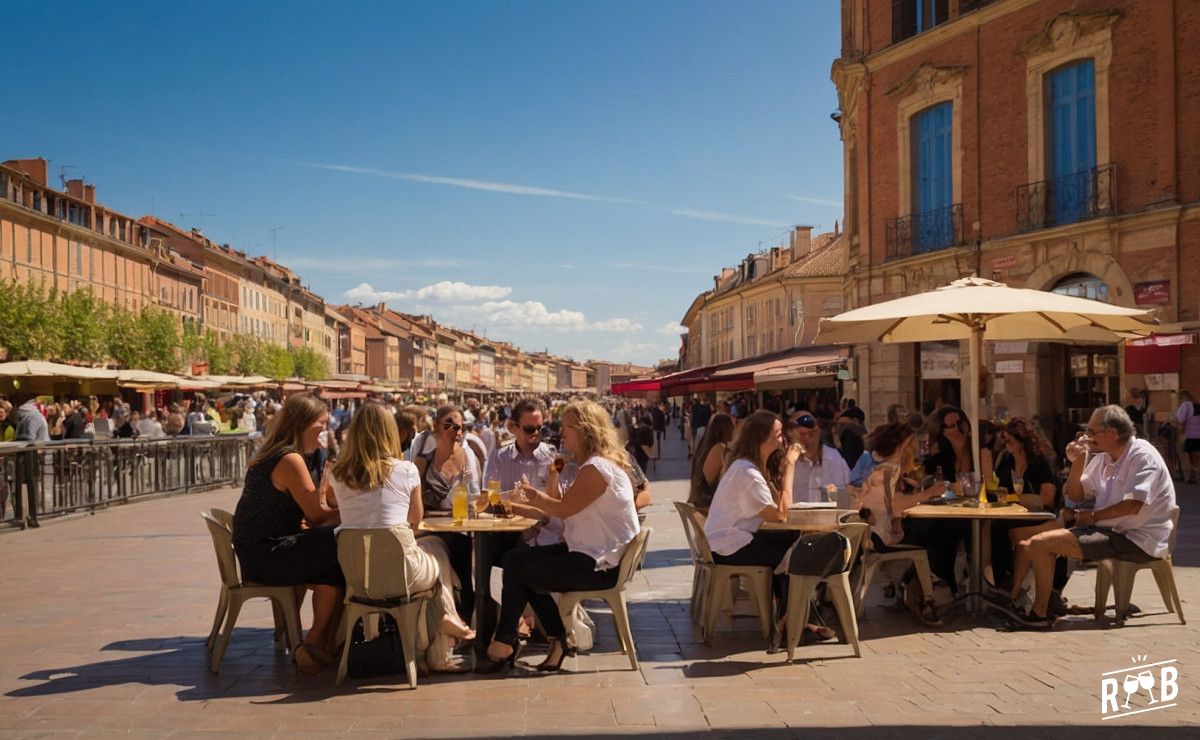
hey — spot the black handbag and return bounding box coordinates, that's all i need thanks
[786,531,851,578]
[346,612,408,680]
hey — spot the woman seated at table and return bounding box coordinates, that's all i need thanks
[703,411,803,632]
[481,400,640,673]
[232,394,344,675]
[990,416,1060,591]
[855,421,947,626]
[328,402,473,672]
[688,412,735,511]
[918,405,982,593]
[412,405,479,624]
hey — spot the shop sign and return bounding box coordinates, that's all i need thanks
[1134,280,1170,306]
[995,360,1024,374]
[921,350,960,379]
[993,342,1029,355]
[1145,373,1179,391]
[991,254,1017,270]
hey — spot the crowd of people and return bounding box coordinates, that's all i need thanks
[685,393,1179,632]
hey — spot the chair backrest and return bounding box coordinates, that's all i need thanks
[686,508,716,564]
[615,527,652,586]
[1167,507,1180,556]
[837,521,870,564]
[336,527,416,600]
[200,511,241,588]
[673,501,704,566]
[210,508,234,530]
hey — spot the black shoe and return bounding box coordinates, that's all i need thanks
[475,641,522,674]
[1010,609,1055,630]
[28,519,40,529]
[536,637,568,673]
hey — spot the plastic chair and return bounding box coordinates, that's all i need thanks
[1094,507,1185,626]
[201,511,303,673]
[784,522,869,661]
[335,527,439,687]
[673,501,711,625]
[688,509,774,646]
[851,537,936,618]
[558,528,652,670]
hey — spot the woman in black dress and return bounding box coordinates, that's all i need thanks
[232,393,343,675]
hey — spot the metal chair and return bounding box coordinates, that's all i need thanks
[784,522,869,661]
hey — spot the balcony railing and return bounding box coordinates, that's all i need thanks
[1016,163,1115,232]
[886,203,963,260]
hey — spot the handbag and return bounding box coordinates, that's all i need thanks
[346,613,408,680]
[786,531,852,578]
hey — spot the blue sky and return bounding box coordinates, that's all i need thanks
[4,0,844,366]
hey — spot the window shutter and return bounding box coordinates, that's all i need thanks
[892,0,916,42]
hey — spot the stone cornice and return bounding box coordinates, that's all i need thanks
[886,63,969,99]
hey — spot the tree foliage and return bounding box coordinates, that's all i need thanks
[60,287,109,363]
[0,278,65,360]
[291,346,330,380]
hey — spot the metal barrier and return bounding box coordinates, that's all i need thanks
[0,435,258,524]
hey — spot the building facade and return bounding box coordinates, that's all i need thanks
[833,0,1200,438]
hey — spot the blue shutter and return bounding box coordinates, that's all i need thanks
[913,102,953,252]
[1046,60,1096,224]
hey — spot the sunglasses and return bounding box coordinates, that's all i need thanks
[792,416,816,429]
[944,419,966,430]
[520,424,540,435]
[441,421,462,432]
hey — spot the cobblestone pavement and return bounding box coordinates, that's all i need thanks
[1,433,1197,737]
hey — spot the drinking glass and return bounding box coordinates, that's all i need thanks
[1122,673,1140,708]
[1009,479,1024,504]
[487,478,502,511]
[1138,669,1157,704]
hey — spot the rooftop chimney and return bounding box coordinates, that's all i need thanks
[790,225,814,261]
[66,179,85,200]
[4,158,48,186]
[84,184,96,203]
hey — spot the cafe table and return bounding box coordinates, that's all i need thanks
[419,512,537,658]
[904,500,1055,618]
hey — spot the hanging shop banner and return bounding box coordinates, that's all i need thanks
[1134,280,1170,306]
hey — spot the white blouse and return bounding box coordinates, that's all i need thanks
[705,459,774,556]
[563,455,640,571]
[333,458,421,530]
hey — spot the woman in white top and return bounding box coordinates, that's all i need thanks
[481,400,640,674]
[704,411,802,613]
[328,402,474,672]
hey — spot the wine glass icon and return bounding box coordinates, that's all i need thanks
[1121,673,1140,708]
[1138,669,1157,704]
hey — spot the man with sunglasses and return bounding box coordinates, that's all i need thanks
[1010,405,1176,628]
[788,411,851,504]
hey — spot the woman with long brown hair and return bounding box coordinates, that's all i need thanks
[329,402,473,671]
[231,393,343,675]
[991,416,1061,591]
[688,412,735,511]
[480,400,640,674]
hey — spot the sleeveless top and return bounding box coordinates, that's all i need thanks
[563,455,640,571]
[232,447,305,550]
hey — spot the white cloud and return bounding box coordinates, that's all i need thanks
[344,281,511,304]
[658,321,688,335]
[783,193,843,208]
[593,318,644,332]
[285,160,642,204]
[476,300,590,331]
[670,208,790,228]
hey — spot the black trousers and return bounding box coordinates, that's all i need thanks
[494,543,617,645]
[11,451,39,524]
[901,518,967,594]
[476,531,524,643]
[431,531,474,624]
[713,530,798,604]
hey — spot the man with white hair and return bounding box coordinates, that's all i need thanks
[1010,405,1176,628]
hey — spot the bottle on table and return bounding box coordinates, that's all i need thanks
[451,475,469,525]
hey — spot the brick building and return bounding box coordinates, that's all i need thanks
[140,217,243,342]
[833,0,1200,440]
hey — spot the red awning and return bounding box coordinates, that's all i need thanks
[610,378,662,395]
[1125,344,1181,374]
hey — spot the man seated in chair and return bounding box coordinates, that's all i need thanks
[1010,405,1176,628]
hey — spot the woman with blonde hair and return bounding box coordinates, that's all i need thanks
[232,393,343,674]
[329,402,473,672]
[480,400,640,674]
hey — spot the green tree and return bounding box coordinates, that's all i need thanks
[139,307,181,373]
[60,287,109,363]
[262,343,293,379]
[0,279,65,360]
[105,305,145,368]
[202,331,233,375]
[291,346,330,380]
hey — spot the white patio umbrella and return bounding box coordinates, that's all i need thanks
[815,276,1156,477]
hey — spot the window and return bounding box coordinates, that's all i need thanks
[893,0,948,43]
[1045,60,1097,225]
[911,101,954,251]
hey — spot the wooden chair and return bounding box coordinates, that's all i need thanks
[334,527,440,687]
[784,522,869,661]
[1094,507,1185,626]
[201,510,302,673]
[558,528,652,670]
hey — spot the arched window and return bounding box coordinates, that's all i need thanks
[1051,272,1108,303]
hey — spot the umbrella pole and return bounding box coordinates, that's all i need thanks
[967,325,983,482]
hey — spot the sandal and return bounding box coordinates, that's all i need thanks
[905,587,942,627]
[294,643,333,675]
[804,624,837,643]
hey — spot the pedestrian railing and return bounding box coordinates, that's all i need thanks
[1,434,258,524]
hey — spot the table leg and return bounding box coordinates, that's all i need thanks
[473,531,492,660]
[970,519,983,615]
